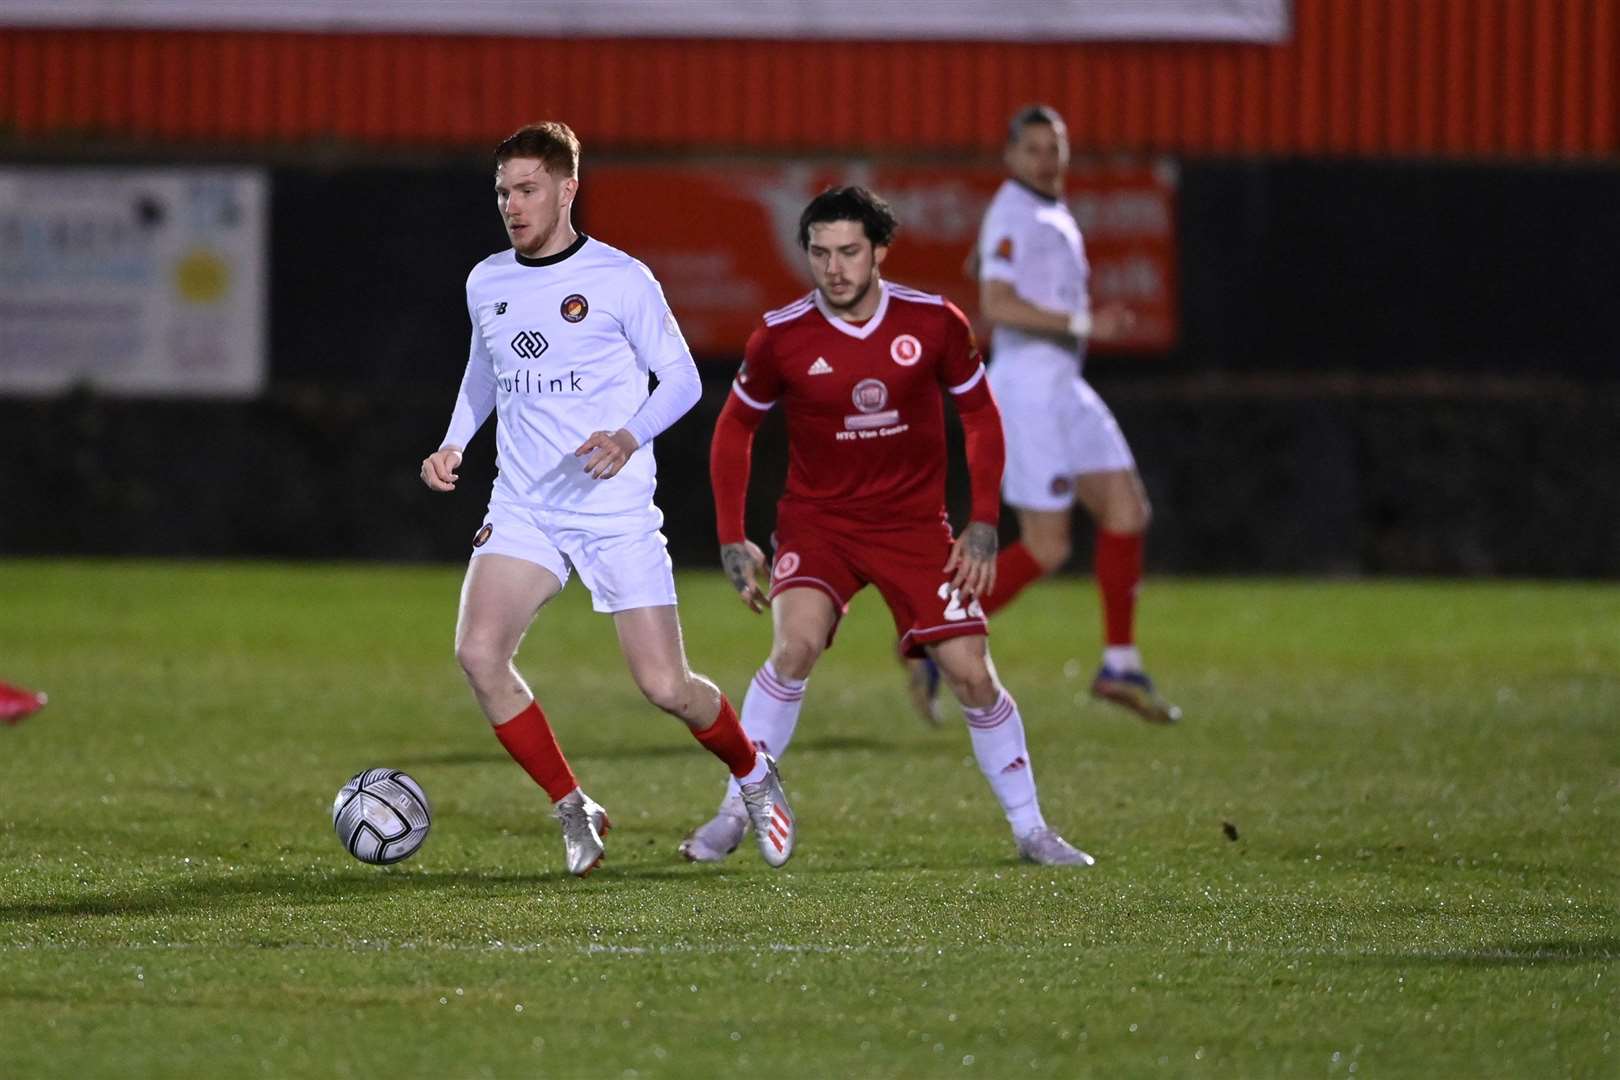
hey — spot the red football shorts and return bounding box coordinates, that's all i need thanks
[768,507,989,658]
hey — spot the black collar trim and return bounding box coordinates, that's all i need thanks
[1012,178,1059,204]
[515,232,588,267]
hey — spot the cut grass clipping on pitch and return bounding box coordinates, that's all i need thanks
[1,561,1615,1078]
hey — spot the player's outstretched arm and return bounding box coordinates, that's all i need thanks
[944,337,1006,601]
[421,446,464,492]
[980,279,1088,342]
[720,540,770,613]
[980,280,1136,344]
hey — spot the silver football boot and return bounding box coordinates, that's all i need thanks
[552,788,611,877]
[739,755,796,867]
[1016,826,1095,867]
[678,793,749,863]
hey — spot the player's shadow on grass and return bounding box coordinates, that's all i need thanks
[0,866,652,921]
[1350,936,1619,968]
[398,734,949,769]
[0,843,1005,921]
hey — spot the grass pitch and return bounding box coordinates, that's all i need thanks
[1,561,1615,1079]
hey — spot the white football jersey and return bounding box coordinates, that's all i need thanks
[976,179,1091,375]
[442,234,694,516]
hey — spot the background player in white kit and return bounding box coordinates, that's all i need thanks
[966,104,1181,725]
[419,122,795,876]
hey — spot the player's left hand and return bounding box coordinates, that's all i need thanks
[575,428,639,480]
[944,521,998,602]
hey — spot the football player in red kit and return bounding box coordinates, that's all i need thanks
[682,186,1093,867]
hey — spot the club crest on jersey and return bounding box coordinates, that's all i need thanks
[773,552,800,580]
[559,294,588,322]
[890,334,922,367]
[473,523,494,548]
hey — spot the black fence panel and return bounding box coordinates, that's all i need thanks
[5,373,1615,576]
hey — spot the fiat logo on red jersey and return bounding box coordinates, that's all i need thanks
[890,334,922,366]
[852,378,889,414]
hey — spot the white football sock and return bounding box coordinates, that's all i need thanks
[962,690,1046,837]
[724,661,807,803]
[736,753,770,787]
[1103,645,1142,674]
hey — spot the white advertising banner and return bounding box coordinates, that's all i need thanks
[0,0,1291,42]
[0,169,267,397]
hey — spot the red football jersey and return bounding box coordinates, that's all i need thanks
[731,281,988,523]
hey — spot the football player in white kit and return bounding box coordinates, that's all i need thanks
[965,105,1181,725]
[419,122,795,876]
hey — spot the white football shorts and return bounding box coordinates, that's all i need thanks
[470,501,678,613]
[987,361,1136,512]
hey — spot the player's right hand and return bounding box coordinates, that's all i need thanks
[421,447,463,492]
[719,540,770,613]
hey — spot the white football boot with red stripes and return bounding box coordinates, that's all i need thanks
[738,755,796,867]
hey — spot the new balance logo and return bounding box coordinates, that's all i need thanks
[808,357,833,375]
[494,301,508,315]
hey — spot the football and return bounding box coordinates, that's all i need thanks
[331,768,432,865]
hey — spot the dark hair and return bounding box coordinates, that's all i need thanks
[797,186,899,250]
[493,121,581,179]
[1007,104,1067,145]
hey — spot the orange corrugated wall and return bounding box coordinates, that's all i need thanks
[2,0,1616,158]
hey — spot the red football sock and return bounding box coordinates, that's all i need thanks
[1095,529,1144,646]
[692,696,758,779]
[493,700,578,802]
[980,541,1046,617]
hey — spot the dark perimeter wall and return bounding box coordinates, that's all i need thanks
[4,158,1618,575]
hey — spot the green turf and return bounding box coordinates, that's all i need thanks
[1,561,1615,1079]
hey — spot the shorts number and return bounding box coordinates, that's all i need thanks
[936,582,985,622]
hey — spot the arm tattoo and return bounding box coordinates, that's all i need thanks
[720,543,756,591]
[963,522,999,561]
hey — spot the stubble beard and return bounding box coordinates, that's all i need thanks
[819,274,874,314]
[512,211,562,258]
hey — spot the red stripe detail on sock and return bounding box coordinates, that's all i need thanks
[493,700,577,803]
[965,693,1015,729]
[980,541,1046,617]
[751,670,804,703]
[757,665,805,698]
[692,696,758,779]
[1095,529,1144,647]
